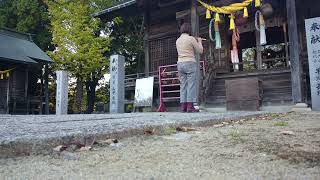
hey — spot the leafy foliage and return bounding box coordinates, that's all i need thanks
[106,16,145,74]
[0,0,52,50]
[47,0,112,113]
[1,0,145,113]
[47,0,110,79]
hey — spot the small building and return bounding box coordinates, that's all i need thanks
[94,0,319,111]
[0,28,53,114]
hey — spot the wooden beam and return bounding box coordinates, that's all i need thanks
[25,66,29,114]
[6,74,10,114]
[143,26,150,74]
[286,0,303,103]
[25,67,28,98]
[283,23,290,67]
[44,64,49,114]
[255,30,262,69]
[191,0,200,104]
[144,3,150,74]
[39,65,44,115]
[191,0,199,37]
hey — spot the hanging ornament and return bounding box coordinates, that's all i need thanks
[215,13,221,23]
[209,18,222,49]
[214,22,221,49]
[243,7,248,18]
[231,28,240,71]
[255,0,261,8]
[0,68,15,80]
[229,14,235,30]
[255,10,267,45]
[198,0,253,15]
[261,3,273,17]
[206,9,211,19]
[209,18,215,42]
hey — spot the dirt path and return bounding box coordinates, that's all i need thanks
[1,112,319,180]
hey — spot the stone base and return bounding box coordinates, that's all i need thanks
[291,103,312,112]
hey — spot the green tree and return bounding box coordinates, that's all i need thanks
[106,16,145,74]
[0,0,52,50]
[47,0,111,113]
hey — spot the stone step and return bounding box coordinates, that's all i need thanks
[206,96,226,106]
[263,88,292,94]
[262,94,292,103]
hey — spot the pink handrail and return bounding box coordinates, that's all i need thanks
[157,61,206,112]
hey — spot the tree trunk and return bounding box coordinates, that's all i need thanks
[86,81,97,114]
[75,79,83,113]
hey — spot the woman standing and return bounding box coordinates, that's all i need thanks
[176,23,203,112]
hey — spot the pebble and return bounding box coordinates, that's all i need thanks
[280,131,295,135]
[213,124,224,128]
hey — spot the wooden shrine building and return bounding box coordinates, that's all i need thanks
[94,0,319,111]
[0,28,53,114]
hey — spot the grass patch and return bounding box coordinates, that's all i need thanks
[228,130,243,141]
[163,127,177,135]
[269,113,289,119]
[274,121,289,127]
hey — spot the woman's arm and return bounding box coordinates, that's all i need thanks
[192,37,204,54]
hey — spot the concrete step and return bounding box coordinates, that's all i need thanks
[206,96,226,106]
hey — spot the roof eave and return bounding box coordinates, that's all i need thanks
[29,57,54,64]
[92,0,137,18]
[0,57,38,64]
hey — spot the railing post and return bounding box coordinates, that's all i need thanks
[191,0,200,105]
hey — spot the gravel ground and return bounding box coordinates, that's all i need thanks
[1,112,320,180]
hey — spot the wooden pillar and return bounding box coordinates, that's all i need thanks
[143,3,150,74]
[6,75,10,114]
[25,67,28,98]
[286,0,303,103]
[255,30,262,69]
[283,23,290,67]
[39,65,44,115]
[44,64,49,114]
[191,0,200,104]
[25,66,29,114]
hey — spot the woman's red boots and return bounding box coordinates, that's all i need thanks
[187,102,199,113]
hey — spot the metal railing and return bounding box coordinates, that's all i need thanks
[125,71,158,87]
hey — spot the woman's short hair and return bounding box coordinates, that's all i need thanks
[180,23,192,35]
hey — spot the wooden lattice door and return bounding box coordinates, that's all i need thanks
[149,36,178,72]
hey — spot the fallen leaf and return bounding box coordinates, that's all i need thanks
[176,127,196,132]
[213,124,224,128]
[280,131,295,135]
[67,140,85,148]
[101,139,119,145]
[53,145,67,152]
[144,129,155,135]
[79,146,92,151]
